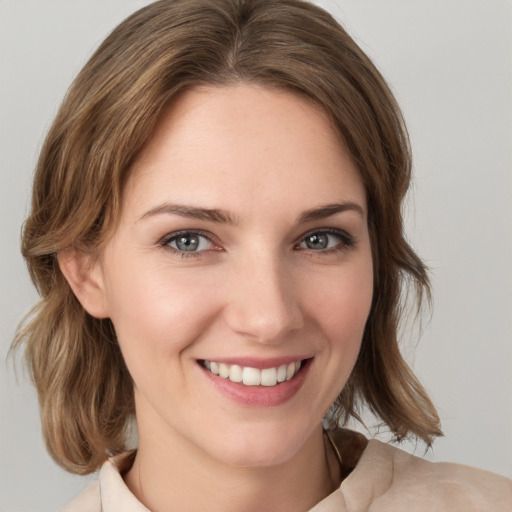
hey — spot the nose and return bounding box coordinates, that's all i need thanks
[223,252,304,344]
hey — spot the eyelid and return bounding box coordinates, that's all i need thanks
[157,227,355,258]
[159,229,222,255]
[295,227,355,252]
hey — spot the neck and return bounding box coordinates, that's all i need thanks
[125,422,340,512]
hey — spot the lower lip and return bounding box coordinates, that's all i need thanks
[200,359,312,407]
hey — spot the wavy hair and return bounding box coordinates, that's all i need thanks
[13,0,441,474]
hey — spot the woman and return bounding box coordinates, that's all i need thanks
[12,0,511,510]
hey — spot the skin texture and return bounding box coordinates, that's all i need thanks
[63,84,374,511]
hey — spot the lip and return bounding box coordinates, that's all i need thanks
[199,357,313,407]
[200,355,311,370]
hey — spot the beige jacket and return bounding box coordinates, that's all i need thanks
[61,430,512,511]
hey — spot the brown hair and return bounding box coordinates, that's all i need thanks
[13,0,441,474]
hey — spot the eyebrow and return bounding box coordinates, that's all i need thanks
[138,203,239,225]
[138,201,364,225]
[296,202,365,223]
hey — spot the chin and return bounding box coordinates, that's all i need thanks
[201,420,315,468]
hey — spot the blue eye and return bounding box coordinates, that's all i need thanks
[165,232,213,252]
[298,230,353,251]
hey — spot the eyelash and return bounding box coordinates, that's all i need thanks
[295,228,355,255]
[159,228,355,259]
[159,230,218,259]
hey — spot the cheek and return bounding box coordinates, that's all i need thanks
[304,261,373,343]
[295,258,373,412]
[104,260,221,367]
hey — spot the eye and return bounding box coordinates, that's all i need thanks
[297,229,354,252]
[163,231,214,253]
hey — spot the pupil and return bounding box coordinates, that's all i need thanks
[176,235,199,251]
[306,234,328,249]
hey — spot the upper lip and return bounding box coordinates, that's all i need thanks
[198,356,312,370]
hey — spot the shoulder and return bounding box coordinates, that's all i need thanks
[60,451,146,512]
[338,432,512,511]
[60,481,101,512]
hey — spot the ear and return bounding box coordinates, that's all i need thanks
[57,249,110,319]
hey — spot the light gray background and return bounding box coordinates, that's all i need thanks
[1,1,511,510]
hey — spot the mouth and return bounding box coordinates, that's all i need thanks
[199,358,311,387]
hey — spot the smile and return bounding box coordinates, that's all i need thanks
[202,360,303,387]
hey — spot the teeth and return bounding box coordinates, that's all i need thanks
[219,363,230,379]
[229,364,243,383]
[277,364,287,383]
[261,368,277,387]
[286,362,295,380]
[242,367,261,386]
[202,360,303,387]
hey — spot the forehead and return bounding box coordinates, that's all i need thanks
[124,84,366,219]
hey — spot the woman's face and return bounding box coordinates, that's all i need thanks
[94,84,373,467]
